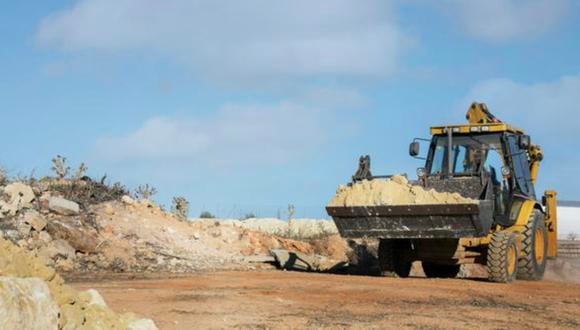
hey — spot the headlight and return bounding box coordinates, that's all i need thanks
[416,167,426,178]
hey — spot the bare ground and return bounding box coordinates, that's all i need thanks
[72,271,580,330]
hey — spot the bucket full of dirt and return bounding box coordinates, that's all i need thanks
[326,176,491,239]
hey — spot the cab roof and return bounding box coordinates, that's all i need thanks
[430,122,524,136]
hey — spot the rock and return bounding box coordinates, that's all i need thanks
[37,245,59,265]
[0,238,147,329]
[48,197,79,216]
[16,220,32,238]
[0,276,60,330]
[2,229,20,242]
[38,231,52,244]
[121,195,136,205]
[23,210,47,232]
[128,318,159,330]
[80,289,108,307]
[55,259,74,272]
[0,201,17,217]
[52,239,76,260]
[1,183,36,215]
[270,249,347,273]
[46,218,99,253]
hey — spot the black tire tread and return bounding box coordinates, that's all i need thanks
[517,209,547,280]
[487,232,517,283]
[378,239,411,278]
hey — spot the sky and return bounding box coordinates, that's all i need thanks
[1,0,580,219]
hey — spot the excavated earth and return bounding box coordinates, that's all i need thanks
[328,176,476,207]
[72,270,580,330]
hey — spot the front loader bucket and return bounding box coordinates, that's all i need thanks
[326,201,494,239]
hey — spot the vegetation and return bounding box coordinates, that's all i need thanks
[171,196,190,221]
[199,211,216,219]
[240,212,256,220]
[73,162,88,180]
[51,155,70,179]
[134,184,158,200]
[287,204,295,220]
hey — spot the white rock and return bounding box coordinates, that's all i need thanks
[48,197,79,215]
[0,277,60,330]
[38,231,52,244]
[84,289,107,307]
[127,318,158,330]
[3,182,35,209]
[121,195,136,205]
[23,210,47,232]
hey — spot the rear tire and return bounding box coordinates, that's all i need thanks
[487,232,518,283]
[517,209,547,280]
[422,262,460,278]
[378,239,412,278]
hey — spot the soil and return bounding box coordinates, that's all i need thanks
[328,176,475,207]
[72,271,580,329]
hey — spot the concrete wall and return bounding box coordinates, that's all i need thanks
[558,207,580,238]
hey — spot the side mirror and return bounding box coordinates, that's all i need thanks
[519,135,531,149]
[409,141,420,157]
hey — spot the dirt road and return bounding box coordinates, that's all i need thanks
[72,271,580,329]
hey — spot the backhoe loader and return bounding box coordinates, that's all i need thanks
[326,102,558,283]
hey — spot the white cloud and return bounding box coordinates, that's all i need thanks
[464,74,580,140]
[298,86,369,109]
[463,73,580,197]
[37,0,407,84]
[95,101,331,166]
[446,0,569,42]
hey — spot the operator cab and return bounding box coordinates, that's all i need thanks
[409,127,535,227]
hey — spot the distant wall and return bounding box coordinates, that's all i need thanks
[558,207,580,238]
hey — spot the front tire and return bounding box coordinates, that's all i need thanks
[487,232,518,283]
[517,209,548,280]
[378,239,412,278]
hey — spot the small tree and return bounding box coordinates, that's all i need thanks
[134,184,158,200]
[74,162,88,180]
[240,212,256,220]
[199,211,215,219]
[287,204,295,221]
[171,196,189,221]
[51,155,70,179]
[568,232,578,241]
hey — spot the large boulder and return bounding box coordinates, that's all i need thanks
[0,276,60,330]
[48,197,79,216]
[46,218,99,253]
[0,182,35,216]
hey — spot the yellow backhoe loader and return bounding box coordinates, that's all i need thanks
[326,102,558,283]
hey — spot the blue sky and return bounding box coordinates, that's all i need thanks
[1,0,579,218]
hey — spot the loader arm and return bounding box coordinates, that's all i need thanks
[466,102,502,124]
[528,144,543,185]
[466,102,543,185]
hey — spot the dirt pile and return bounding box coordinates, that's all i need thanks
[221,217,338,239]
[0,175,345,274]
[0,238,157,329]
[90,198,346,272]
[328,175,476,207]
